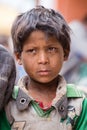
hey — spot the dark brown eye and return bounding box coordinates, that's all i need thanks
[48,47,56,52]
[26,49,36,54]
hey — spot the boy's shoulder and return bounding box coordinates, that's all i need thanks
[67,84,87,130]
[66,84,84,98]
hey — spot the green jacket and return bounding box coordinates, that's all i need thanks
[0,109,11,130]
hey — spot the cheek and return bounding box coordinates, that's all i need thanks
[23,63,35,76]
[21,57,35,71]
[51,55,64,72]
[51,54,64,66]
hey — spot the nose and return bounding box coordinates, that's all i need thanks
[38,51,49,64]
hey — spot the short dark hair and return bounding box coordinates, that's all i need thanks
[11,6,71,57]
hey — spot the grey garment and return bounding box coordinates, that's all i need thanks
[10,98,82,130]
[0,45,16,110]
[5,75,83,130]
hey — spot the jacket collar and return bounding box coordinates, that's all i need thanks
[15,75,67,118]
[52,75,67,119]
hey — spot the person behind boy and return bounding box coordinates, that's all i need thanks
[0,45,16,110]
[0,45,16,130]
[5,6,87,130]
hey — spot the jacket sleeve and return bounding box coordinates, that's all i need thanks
[74,98,87,130]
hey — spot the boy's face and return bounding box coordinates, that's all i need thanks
[16,30,67,83]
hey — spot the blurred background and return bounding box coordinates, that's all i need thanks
[0,0,87,90]
[0,0,87,36]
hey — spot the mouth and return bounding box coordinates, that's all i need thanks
[37,70,51,76]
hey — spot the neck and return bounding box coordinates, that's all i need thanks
[29,77,58,93]
[27,77,58,106]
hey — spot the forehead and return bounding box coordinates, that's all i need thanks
[25,30,58,44]
[29,30,46,40]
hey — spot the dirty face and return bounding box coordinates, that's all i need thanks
[16,30,66,83]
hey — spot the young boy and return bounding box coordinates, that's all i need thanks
[5,6,87,130]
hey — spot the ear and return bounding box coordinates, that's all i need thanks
[64,49,70,61]
[14,52,22,65]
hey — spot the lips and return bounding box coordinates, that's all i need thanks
[37,70,51,76]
